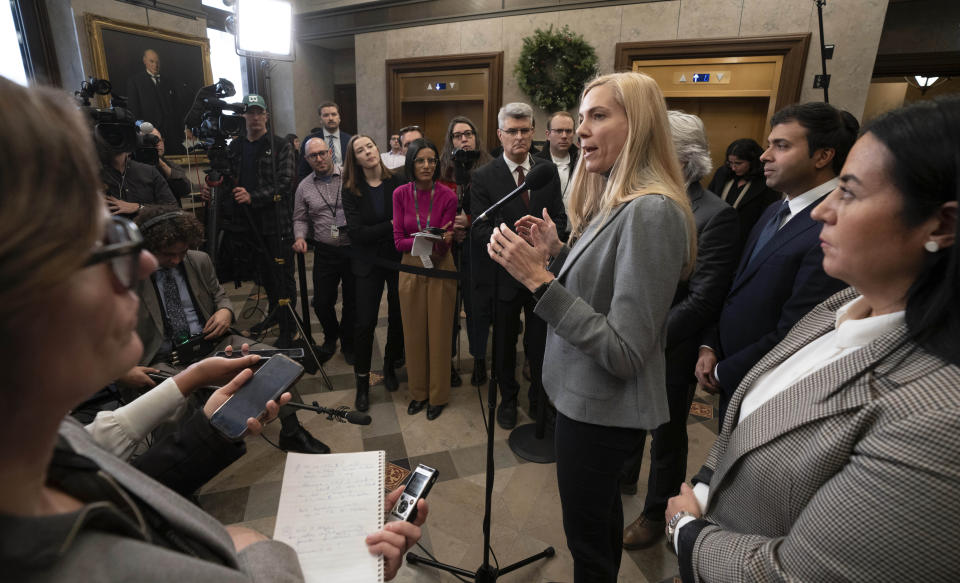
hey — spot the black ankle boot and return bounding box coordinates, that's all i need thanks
[355,374,369,412]
[383,362,399,392]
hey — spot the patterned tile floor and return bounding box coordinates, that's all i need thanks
[198,253,720,582]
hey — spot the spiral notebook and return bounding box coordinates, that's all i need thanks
[274,451,386,582]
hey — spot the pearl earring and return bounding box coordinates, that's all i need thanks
[924,240,940,253]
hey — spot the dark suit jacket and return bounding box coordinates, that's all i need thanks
[679,287,960,582]
[136,250,234,365]
[126,70,185,155]
[703,190,846,395]
[297,130,353,180]
[342,173,403,277]
[708,167,781,250]
[665,183,739,386]
[469,155,566,300]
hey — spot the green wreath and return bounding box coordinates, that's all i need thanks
[515,25,598,111]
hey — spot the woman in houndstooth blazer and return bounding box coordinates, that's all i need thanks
[666,97,960,582]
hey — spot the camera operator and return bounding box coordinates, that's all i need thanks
[99,139,177,218]
[149,126,192,199]
[202,94,297,342]
[439,116,493,386]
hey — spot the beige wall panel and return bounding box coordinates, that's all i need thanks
[678,0,742,39]
[557,5,623,75]
[799,0,888,119]
[502,11,561,132]
[293,42,335,139]
[146,8,207,38]
[739,0,812,37]
[356,30,389,141]
[460,18,504,54]
[621,1,681,43]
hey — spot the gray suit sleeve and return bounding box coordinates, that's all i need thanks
[198,252,234,320]
[684,404,960,583]
[235,540,305,582]
[535,196,688,380]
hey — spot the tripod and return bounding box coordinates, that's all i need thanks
[405,208,554,581]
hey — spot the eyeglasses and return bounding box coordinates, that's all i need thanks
[501,127,534,137]
[549,128,574,136]
[414,157,438,166]
[452,130,475,140]
[84,215,144,290]
[306,150,330,159]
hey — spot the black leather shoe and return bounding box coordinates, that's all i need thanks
[426,404,445,420]
[407,399,427,415]
[450,365,462,387]
[471,358,487,386]
[497,401,517,429]
[355,375,369,412]
[278,427,331,454]
[383,363,399,392]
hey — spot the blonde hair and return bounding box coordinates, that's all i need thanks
[566,72,696,277]
[0,78,102,331]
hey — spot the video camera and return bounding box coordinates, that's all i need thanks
[75,77,163,161]
[451,147,480,187]
[183,78,247,149]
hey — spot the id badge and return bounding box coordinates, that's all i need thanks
[330,225,339,239]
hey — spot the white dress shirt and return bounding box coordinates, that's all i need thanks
[551,152,572,205]
[676,295,905,551]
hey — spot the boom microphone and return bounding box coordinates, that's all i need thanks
[283,401,373,425]
[473,162,556,226]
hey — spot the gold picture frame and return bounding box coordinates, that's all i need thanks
[85,14,213,165]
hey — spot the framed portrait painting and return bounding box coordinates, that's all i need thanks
[85,14,212,161]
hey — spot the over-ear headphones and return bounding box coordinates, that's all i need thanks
[140,211,184,231]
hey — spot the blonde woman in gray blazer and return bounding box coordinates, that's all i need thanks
[490,72,696,582]
[666,97,960,582]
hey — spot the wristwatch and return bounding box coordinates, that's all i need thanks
[665,510,696,554]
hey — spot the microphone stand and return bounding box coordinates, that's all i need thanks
[405,190,555,582]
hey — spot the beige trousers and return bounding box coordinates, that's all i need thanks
[398,252,457,405]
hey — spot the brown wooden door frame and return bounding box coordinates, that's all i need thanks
[615,34,811,113]
[386,52,503,152]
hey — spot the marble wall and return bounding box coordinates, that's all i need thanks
[353,0,889,145]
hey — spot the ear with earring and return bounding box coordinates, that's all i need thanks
[924,240,940,253]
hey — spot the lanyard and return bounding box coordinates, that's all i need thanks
[411,183,435,231]
[312,175,341,220]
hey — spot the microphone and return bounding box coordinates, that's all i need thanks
[314,402,372,425]
[473,162,556,226]
[283,401,373,425]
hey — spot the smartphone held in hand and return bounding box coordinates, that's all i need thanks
[210,354,304,439]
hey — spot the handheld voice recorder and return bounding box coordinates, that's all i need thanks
[387,464,438,523]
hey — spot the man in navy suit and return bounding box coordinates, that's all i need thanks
[695,102,857,419]
[471,102,566,429]
[297,101,352,179]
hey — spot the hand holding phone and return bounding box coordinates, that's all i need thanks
[209,354,304,439]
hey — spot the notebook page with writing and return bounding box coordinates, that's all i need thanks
[274,451,386,582]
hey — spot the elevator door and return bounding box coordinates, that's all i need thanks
[400,100,484,147]
[667,97,770,186]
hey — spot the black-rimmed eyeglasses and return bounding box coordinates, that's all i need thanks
[84,215,144,290]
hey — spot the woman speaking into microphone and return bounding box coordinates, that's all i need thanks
[489,72,696,582]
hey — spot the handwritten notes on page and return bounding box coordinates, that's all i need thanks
[274,451,386,583]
